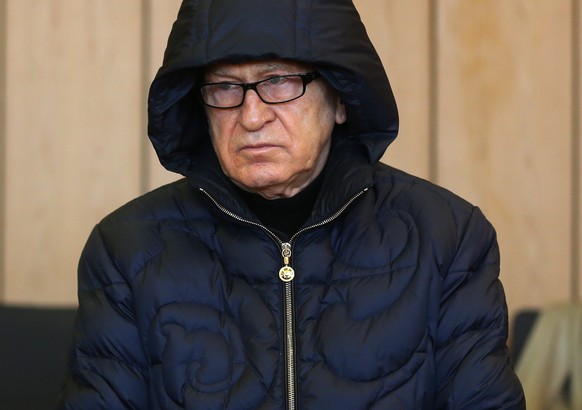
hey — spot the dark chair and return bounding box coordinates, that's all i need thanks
[510,308,539,367]
[0,305,77,410]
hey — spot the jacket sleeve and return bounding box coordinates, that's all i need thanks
[434,207,525,409]
[56,224,150,410]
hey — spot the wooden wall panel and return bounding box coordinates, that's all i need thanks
[2,0,143,305]
[354,0,431,178]
[578,0,582,302]
[0,0,578,313]
[579,131,581,303]
[436,0,573,315]
[0,0,7,300]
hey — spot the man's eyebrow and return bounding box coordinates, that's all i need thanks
[207,62,299,78]
[256,62,290,72]
[204,67,225,77]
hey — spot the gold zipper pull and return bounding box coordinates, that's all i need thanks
[279,242,295,282]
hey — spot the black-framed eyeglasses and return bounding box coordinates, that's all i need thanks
[200,71,320,109]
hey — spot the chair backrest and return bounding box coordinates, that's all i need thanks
[515,304,582,410]
[0,305,77,410]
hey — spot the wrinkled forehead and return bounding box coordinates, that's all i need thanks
[204,59,315,80]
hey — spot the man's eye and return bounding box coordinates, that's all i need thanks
[216,83,237,91]
[265,76,286,85]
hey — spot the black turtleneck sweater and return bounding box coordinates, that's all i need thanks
[236,173,324,239]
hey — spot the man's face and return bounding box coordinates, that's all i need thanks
[204,60,346,199]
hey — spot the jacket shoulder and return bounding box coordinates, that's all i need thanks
[373,164,475,215]
[372,164,497,273]
[100,178,197,225]
[81,178,211,284]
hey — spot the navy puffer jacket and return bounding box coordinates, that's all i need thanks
[58,0,525,408]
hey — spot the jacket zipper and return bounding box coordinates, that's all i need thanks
[198,186,370,410]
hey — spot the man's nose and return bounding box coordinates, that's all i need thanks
[238,89,276,130]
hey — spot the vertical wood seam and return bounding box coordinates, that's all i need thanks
[140,0,152,194]
[572,0,581,303]
[428,0,439,183]
[0,0,7,301]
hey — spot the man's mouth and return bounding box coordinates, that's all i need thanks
[240,143,281,154]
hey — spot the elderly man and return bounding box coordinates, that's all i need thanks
[58,0,525,408]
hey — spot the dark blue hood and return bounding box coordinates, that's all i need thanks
[148,0,398,177]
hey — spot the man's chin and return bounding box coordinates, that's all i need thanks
[226,164,313,198]
[231,177,295,199]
